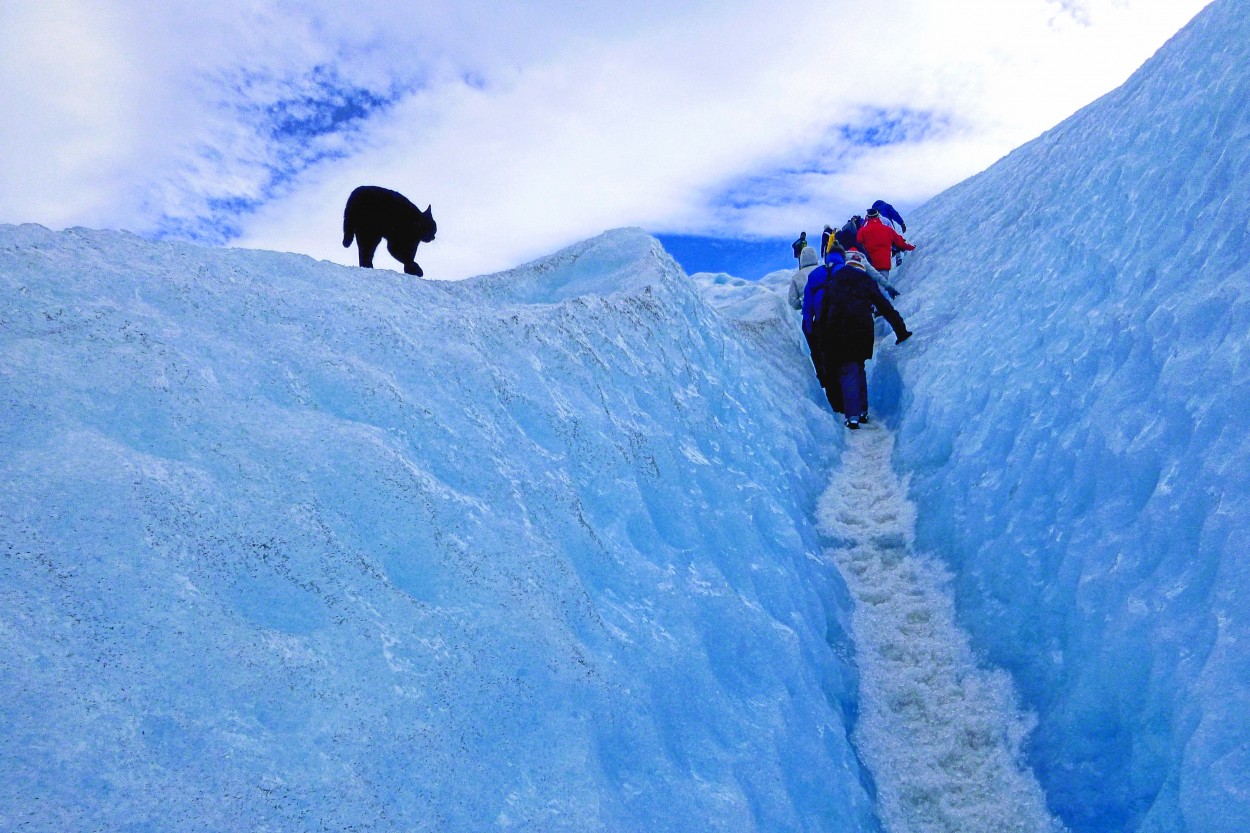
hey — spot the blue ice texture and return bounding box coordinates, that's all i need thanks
[883,1,1250,831]
[3,0,1250,830]
[0,225,875,831]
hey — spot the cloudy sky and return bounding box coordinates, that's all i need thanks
[1,0,1211,279]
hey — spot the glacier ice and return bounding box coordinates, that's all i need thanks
[885,0,1250,830]
[819,425,1064,833]
[3,1,1249,830]
[0,224,877,831]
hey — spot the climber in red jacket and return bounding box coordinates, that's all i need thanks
[855,208,914,278]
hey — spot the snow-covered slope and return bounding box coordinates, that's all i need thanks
[0,226,876,831]
[889,1,1250,830]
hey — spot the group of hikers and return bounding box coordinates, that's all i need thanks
[787,200,914,430]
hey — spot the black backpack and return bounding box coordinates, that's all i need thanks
[817,269,874,345]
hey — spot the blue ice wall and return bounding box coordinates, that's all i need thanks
[0,225,877,831]
[886,1,1250,831]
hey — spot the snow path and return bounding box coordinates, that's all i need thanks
[817,424,1066,833]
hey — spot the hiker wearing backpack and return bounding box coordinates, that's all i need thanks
[813,250,912,429]
[856,208,914,280]
[788,245,821,311]
[820,225,836,261]
[792,231,808,260]
[832,221,899,298]
[834,217,860,252]
[800,246,848,392]
[869,200,910,268]
[870,200,906,233]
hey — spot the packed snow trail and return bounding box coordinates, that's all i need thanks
[818,424,1066,833]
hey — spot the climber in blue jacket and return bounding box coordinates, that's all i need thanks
[800,247,847,391]
[813,250,912,429]
[870,200,906,233]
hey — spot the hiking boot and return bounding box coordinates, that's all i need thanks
[859,413,870,425]
[845,418,860,430]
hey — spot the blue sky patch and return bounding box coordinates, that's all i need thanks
[153,196,256,245]
[838,107,948,148]
[655,234,795,280]
[153,67,411,246]
[692,106,950,222]
[261,65,398,142]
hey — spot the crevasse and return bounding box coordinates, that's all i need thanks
[817,423,1065,833]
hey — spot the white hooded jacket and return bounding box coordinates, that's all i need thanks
[787,246,820,311]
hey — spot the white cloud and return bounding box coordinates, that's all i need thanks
[0,0,1214,278]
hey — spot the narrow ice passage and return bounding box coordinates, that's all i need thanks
[817,425,1066,833]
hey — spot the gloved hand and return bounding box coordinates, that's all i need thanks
[896,330,913,344]
[886,286,900,299]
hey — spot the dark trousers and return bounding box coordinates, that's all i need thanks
[832,361,867,419]
[803,330,827,389]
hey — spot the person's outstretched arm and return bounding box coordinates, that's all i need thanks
[862,261,900,297]
[880,202,906,230]
[866,282,911,342]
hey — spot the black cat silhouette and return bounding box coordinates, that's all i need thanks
[342,186,437,277]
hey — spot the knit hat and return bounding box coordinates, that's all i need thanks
[845,251,868,268]
[865,208,879,218]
